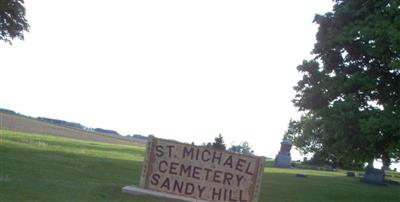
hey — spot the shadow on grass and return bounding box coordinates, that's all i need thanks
[0,145,175,202]
[260,168,400,202]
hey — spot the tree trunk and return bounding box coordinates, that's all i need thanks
[381,154,391,170]
[367,159,374,169]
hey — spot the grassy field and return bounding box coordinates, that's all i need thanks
[0,112,144,147]
[1,130,399,202]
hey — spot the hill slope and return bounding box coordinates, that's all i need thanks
[1,130,399,202]
[0,112,143,147]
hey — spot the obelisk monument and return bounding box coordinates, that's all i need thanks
[274,139,292,168]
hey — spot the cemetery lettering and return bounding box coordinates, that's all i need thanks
[140,136,265,202]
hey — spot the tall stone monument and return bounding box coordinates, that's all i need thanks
[274,139,292,168]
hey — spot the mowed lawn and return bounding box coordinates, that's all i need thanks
[1,130,399,202]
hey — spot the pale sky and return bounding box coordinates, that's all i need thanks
[0,0,335,159]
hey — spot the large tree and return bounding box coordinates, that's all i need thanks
[0,0,29,44]
[286,0,400,169]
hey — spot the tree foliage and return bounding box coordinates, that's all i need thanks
[0,0,29,44]
[203,134,227,150]
[212,134,226,150]
[228,141,254,155]
[286,0,400,169]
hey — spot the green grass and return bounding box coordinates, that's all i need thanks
[262,167,399,202]
[1,130,399,202]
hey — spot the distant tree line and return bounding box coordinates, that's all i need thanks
[202,134,255,155]
[38,117,120,136]
[93,128,119,135]
[0,108,16,114]
[126,134,148,140]
[37,117,85,130]
[0,108,121,136]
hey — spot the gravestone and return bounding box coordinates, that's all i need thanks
[274,139,292,168]
[324,165,334,171]
[346,171,355,177]
[296,173,307,178]
[122,136,266,202]
[361,167,385,185]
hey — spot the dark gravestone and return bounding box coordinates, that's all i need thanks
[274,140,292,168]
[296,173,307,178]
[361,167,385,185]
[324,165,334,171]
[347,171,355,177]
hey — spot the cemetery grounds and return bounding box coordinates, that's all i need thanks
[0,130,399,202]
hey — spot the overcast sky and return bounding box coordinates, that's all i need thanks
[0,0,335,159]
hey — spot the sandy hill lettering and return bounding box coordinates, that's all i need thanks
[140,136,265,202]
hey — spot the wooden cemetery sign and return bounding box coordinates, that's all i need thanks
[135,136,265,202]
